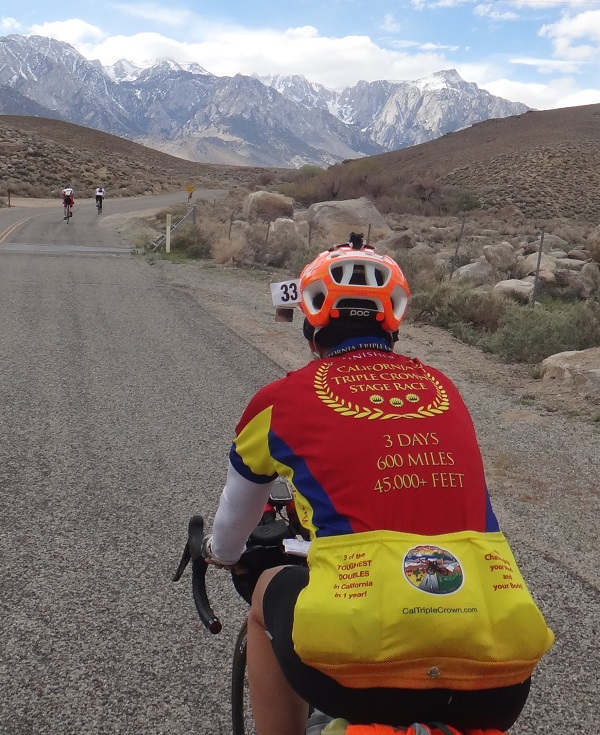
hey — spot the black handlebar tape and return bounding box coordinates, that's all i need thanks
[187,515,206,563]
[186,516,222,634]
[191,558,222,634]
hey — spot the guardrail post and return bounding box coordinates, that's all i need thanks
[166,214,172,253]
[531,228,545,307]
[449,214,466,280]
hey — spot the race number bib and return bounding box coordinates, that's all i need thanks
[271,279,301,306]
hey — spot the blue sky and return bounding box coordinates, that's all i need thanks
[3,1,600,110]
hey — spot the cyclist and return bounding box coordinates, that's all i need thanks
[61,186,74,219]
[203,244,553,735]
[95,186,105,212]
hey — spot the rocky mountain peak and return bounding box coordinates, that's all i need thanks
[0,33,530,168]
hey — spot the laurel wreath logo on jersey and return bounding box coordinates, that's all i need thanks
[314,361,450,420]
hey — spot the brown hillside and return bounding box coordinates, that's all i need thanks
[0,115,284,198]
[4,107,600,221]
[363,104,600,222]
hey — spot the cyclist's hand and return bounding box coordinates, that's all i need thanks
[202,534,239,571]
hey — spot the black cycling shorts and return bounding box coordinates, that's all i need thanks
[263,566,531,731]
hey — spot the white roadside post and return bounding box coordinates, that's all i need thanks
[165,214,172,253]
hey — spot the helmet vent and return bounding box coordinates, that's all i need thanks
[331,262,387,287]
[312,292,325,309]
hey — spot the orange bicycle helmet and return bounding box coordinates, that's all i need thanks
[299,247,410,333]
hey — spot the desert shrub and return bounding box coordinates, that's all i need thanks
[481,300,600,363]
[266,228,304,268]
[251,171,276,188]
[280,165,324,184]
[535,280,587,303]
[212,232,254,265]
[408,285,507,335]
[276,161,477,216]
[170,222,211,258]
[392,250,445,293]
[286,243,322,276]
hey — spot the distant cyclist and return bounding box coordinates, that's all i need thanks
[202,242,554,735]
[61,186,74,219]
[95,186,105,213]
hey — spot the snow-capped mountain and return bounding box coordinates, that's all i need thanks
[0,34,530,168]
[260,70,529,150]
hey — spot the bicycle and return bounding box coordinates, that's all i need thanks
[173,485,510,735]
[173,478,316,735]
[64,201,72,223]
[96,196,103,214]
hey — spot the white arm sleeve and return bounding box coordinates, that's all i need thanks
[210,461,275,565]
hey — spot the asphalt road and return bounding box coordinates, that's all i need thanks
[0,196,280,735]
[0,191,227,252]
[0,197,598,734]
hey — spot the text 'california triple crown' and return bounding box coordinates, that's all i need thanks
[299,248,410,332]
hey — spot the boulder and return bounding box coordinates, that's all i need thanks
[304,197,391,234]
[541,348,600,400]
[378,229,417,250]
[483,241,517,272]
[580,262,600,297]
[451,258,494,285]
[520,240,550,255]
[554,258,587,272]
[517,252,557,278]
[540,234,569,248]
[272,218,309,239]
[243,191,294,221]
[537,269,556,285]
[554,269,583,289]
[411,243,436,255]
[492,279,534,301]
[568,248,591,261]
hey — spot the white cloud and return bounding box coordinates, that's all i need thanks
[415,0,599,8]
[474,4,518,21]
[511,55,583,73]
[72,25,451,89]
[381,14,403,33]
[541,9,600,61]
[389,40,421,49]
[420,42,460,51]
[112,2,196,27]
[30,19,105,45]
[511,1,596,7]
[14,9,600,109]
[0,16,22,33]
[77,32,193,66]
[484,75,600,109]
[411,0,475,8]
